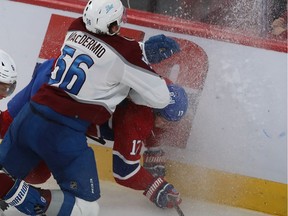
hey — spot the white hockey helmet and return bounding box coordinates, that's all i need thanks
[83,0,125,35]
[0,50,17,98]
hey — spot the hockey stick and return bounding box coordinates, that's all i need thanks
[173,200,185,216]
[86,134,106,145]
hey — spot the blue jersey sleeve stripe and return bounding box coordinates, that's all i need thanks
[113,153,140,179]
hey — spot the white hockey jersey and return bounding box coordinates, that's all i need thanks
[32,17,170,125]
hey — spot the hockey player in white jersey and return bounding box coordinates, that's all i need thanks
[0,0,182,215]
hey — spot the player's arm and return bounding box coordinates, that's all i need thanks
[127,76,169,109]
[7,58,55,118]
[119,35,180,109]
[0,59,55,138]
[128,35,180,108]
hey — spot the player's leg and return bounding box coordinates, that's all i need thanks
[42,190,99,216]
[71,197,99,216]
[0,102,44,180]
[0,174,99,216]
[0,152,100,216]
[2,101,101,215]
[38,118,101,215]
[41,147,100,215]
[0,103,43,183]
[24,160,51,184]
[0,103,47,215]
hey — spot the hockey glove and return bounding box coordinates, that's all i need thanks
[143,148,166,177]
[144,34,180,64]
[4,179,47,215]
[144,177,181,208]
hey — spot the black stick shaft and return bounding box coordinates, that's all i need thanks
[173,200,185,216]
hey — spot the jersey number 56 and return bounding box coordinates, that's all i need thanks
[49,45,94,94]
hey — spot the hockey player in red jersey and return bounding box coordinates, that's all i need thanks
[0,0,183,215]
[84,82,188,209]
[111,82,188,208]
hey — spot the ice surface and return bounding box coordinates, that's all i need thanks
[3,177,272,216]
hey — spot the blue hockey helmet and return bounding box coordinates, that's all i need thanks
[156,84,188,121]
